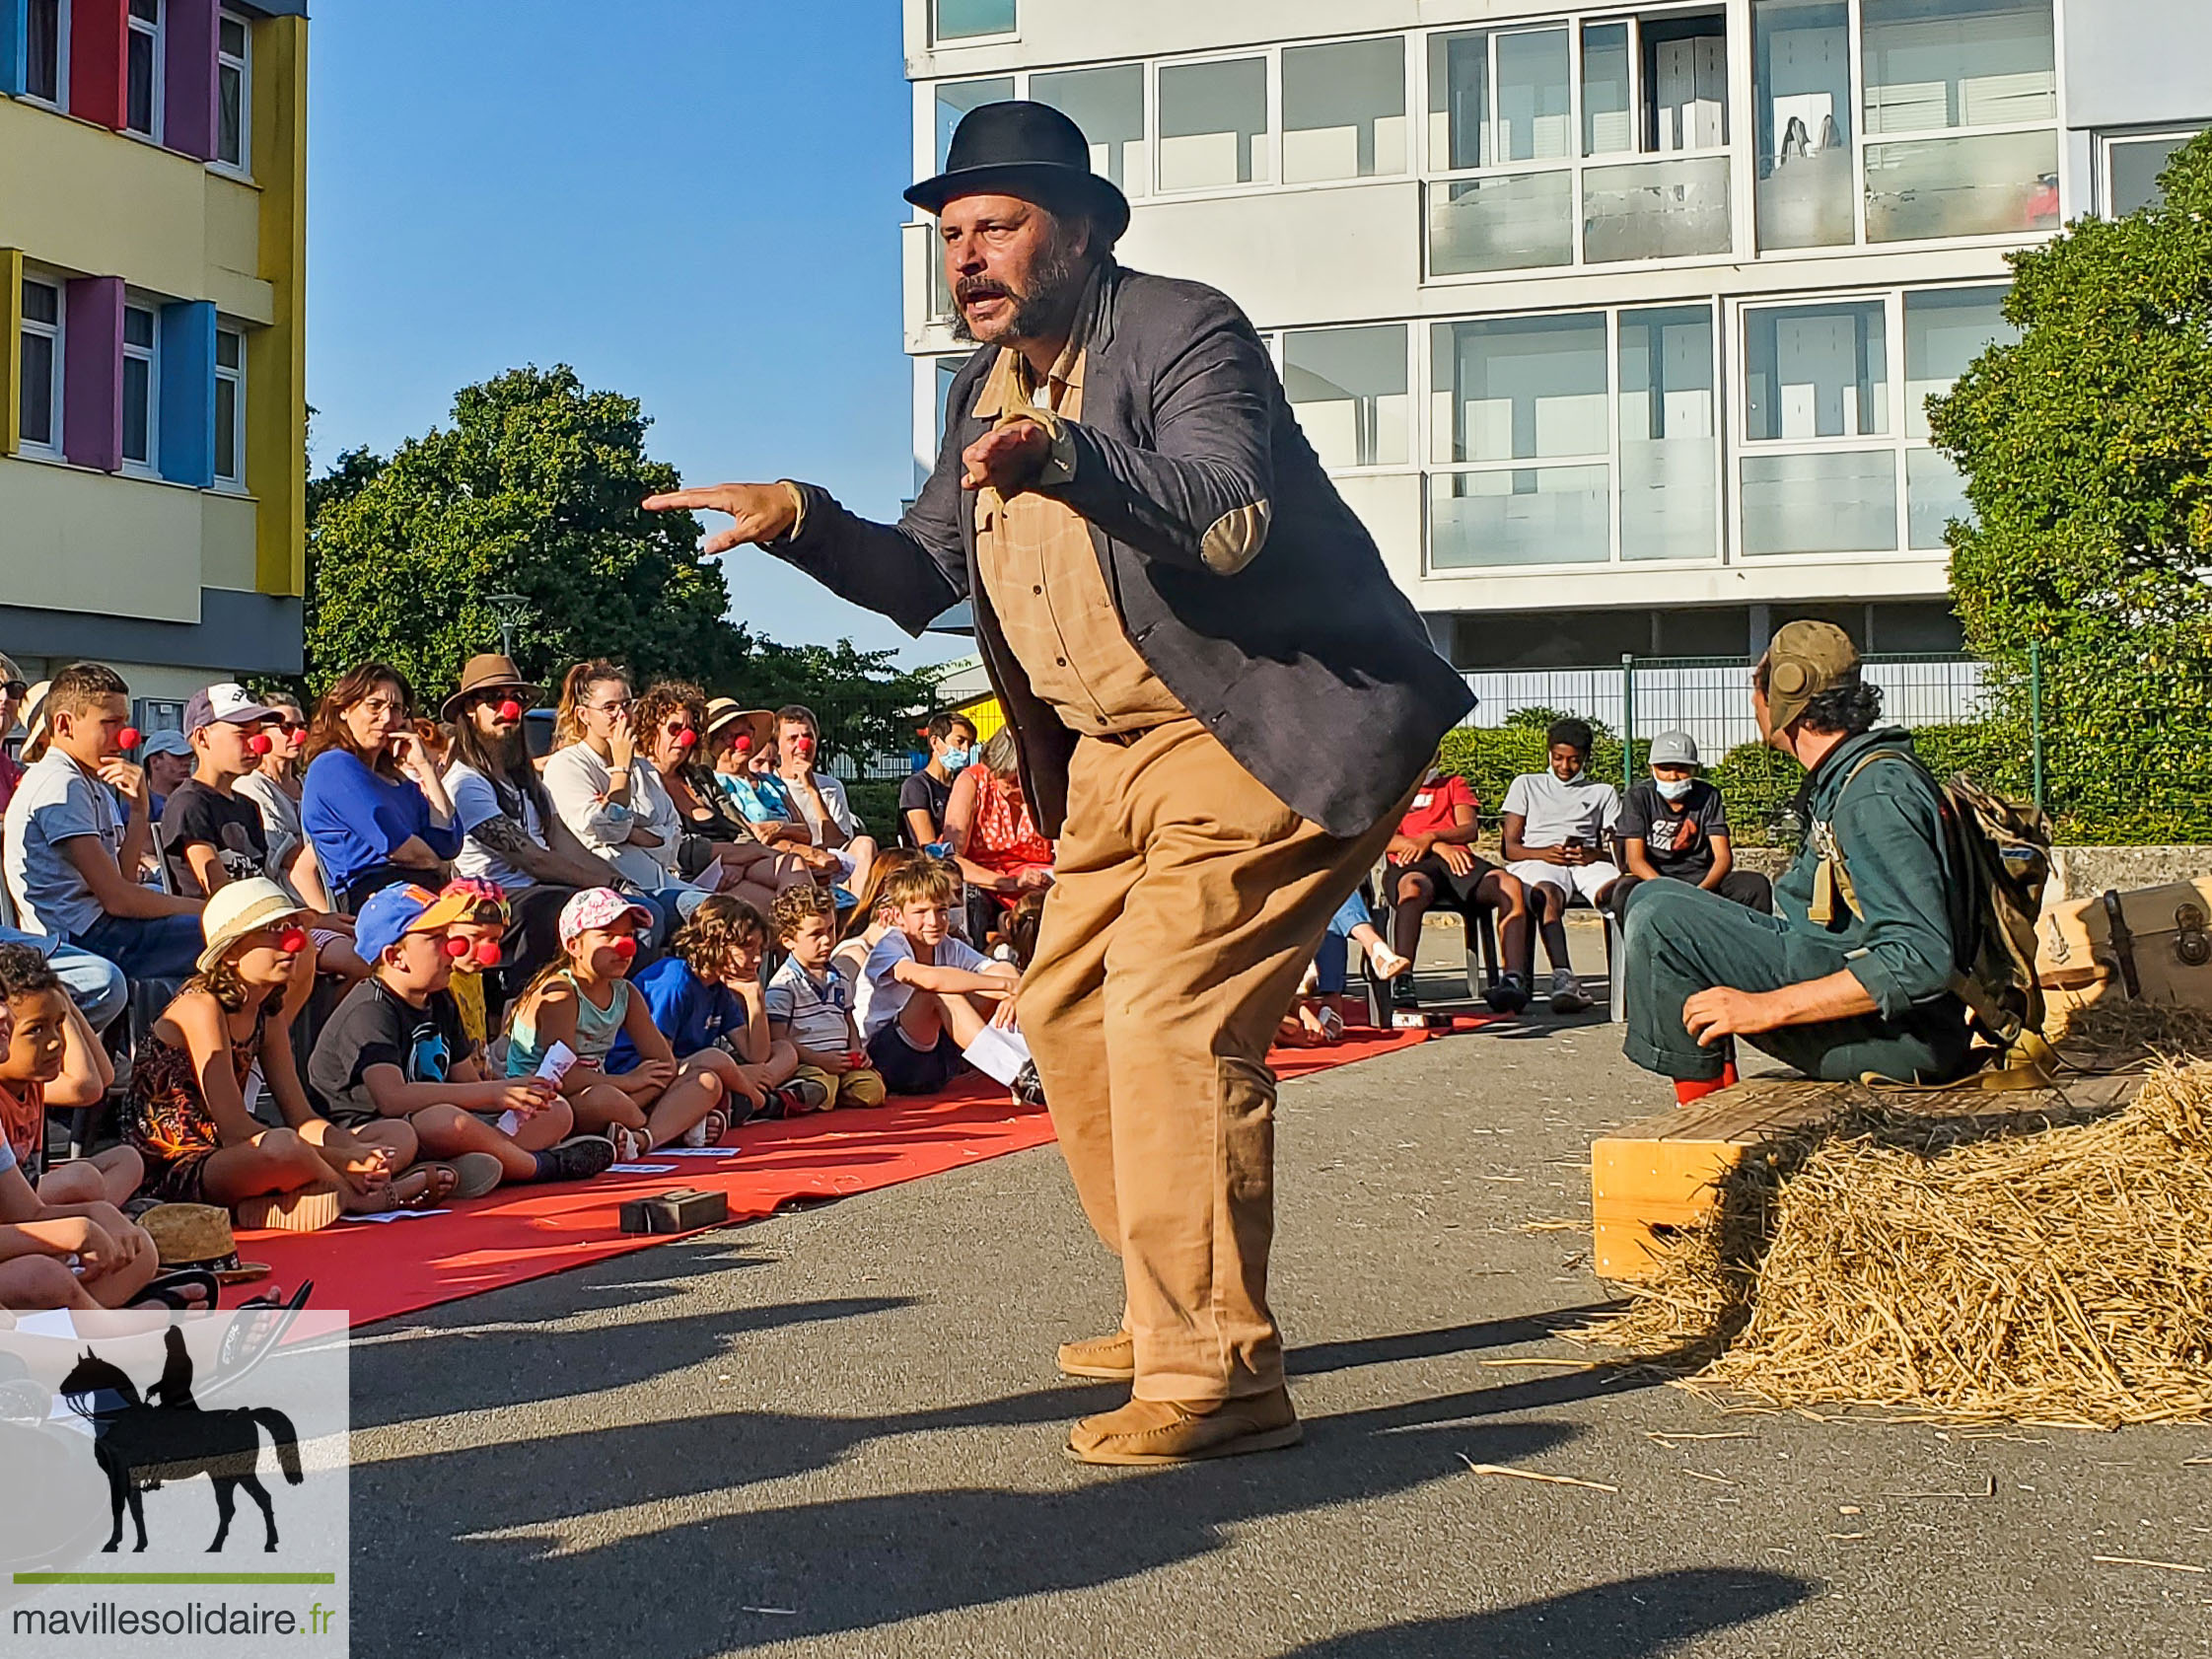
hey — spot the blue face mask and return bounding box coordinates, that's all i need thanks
[941,746,972,773]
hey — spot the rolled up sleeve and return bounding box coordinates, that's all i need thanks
[1832,790,1959,1017]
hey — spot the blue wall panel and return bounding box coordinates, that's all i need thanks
[0,0,26,98]
[158,299,217,488]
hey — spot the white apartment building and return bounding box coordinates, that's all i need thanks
[898,0,2208,681]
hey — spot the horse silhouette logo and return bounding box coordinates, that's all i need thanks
[58,1327,303,1554]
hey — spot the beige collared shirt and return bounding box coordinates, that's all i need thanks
[970,297,1187,738]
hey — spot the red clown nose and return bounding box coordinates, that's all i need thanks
[278,926,309,955]
[497,699,524,723]
[474,940,504,969]
[118,727,142,751]
[792,736,815,756]
[733,736,751,753]
[678,728,698,750]
[611,935,639,961]
[248,731,273,757]
[444,935,470,959]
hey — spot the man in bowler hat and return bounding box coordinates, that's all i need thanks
[648,103,1472,1464]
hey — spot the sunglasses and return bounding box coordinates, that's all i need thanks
[272,718,307,734]
[1,681,26,700]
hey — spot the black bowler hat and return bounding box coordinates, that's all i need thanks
[905,101,1130,242]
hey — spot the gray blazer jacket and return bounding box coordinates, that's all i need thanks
[772,259,1473,840]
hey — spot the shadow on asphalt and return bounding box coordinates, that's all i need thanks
[351,1296,1696,1657]
[1273,1568,1817,1658]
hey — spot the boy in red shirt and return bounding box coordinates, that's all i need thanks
[1384,758,1532,1013]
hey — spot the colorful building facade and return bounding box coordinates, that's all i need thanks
[1,0,307,730]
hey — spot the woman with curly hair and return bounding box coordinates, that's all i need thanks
[630,679,821,912]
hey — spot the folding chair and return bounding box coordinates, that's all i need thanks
[1363,867,1502,1026]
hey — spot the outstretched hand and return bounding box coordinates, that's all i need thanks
[642,483,800,555]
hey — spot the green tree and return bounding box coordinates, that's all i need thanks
[1930,131,2212,840]
[303,365,938,772]
[307,365,747,696]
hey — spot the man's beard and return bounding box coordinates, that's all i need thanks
[952,238,1087,345]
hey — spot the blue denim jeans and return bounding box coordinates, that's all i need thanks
[0,928,130,1033]
[71,912,205,984]
[1314,890,1375,996]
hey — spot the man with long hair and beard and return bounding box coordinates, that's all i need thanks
[647,103,1470,1466]
[439,655,621,984]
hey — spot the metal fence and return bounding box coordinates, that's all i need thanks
[1460,654,1991,780]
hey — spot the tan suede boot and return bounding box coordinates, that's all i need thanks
[1065,1387,1302,1466]
[1055,1329,1135,1380]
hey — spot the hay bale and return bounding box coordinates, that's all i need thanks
[1580,1066,2212,1425]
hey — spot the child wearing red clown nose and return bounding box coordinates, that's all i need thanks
[503,888,731,1162]
[439,877,511,1049]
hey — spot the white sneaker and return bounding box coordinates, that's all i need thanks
[1549,970,1593,1014]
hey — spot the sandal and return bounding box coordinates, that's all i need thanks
[396,1165,460,1209]
[128,1267,221,1312]
[607,1124,649,1163]
[683,1109,731,1149]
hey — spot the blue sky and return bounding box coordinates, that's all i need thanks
[305,0,961,666]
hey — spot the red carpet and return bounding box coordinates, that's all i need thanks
[239,1028,1440,1329]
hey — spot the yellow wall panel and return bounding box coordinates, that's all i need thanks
[1,249,21,456]
[0,462,206,623]
[248,14,309,600]
[199,490,261,593]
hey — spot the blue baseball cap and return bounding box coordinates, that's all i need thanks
[354,882,472,963]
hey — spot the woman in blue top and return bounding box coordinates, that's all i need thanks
[300,663,464,911]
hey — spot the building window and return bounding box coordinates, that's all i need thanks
[933,0,1015,43]
[1031,63,1146,194]
[1282,37,1407,184]
[1426,16,1732,277]
[214,324,245,486]
[25,0,65,106]
[2104,128,2209,216]
[1618,307,1719,562]
[1903,285,2012,546]
[125,0,162,139]
[1283,325,1408,470]
[1158,56,1269,192]
[935,77,1014,173]
[18,278,63,456]
[121,302,158,471]
[1430,313,1614,568]
[1737,284,2013,557]
[1754,0,2058,252]
[217,10,250,171]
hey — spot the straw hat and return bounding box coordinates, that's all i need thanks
[704,699,773,757]
[17,679,50,750]
[197,877,308,974]
[138,1203,270,1284]
[441,653,542,723]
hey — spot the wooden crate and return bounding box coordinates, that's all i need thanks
[1590,1074,2138,1280]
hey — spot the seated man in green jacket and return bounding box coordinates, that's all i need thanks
[1621,621,1973,1105]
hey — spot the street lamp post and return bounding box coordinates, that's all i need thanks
[487,593,530,663]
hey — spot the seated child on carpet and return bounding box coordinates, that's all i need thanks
[609,894,808,1122]
[0,986,159,1311]
[505,888,731,1159]
[0,943,137,1205]
[120,879,444,1231]
[853,859,1020,1097]
[308,882,614,1190]
[829,847,922,988]
[765,884,887,1111]
[439,876,511,1049]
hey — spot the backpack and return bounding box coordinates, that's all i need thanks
[1811,749,2056,1086]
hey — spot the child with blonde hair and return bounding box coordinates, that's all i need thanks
[766,884,887,1111]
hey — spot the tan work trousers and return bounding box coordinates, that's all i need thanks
[1022,718,1400,1404]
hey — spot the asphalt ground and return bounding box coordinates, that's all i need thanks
[347,920,2212,1658]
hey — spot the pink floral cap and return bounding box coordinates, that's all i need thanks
[558,887,655,947]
